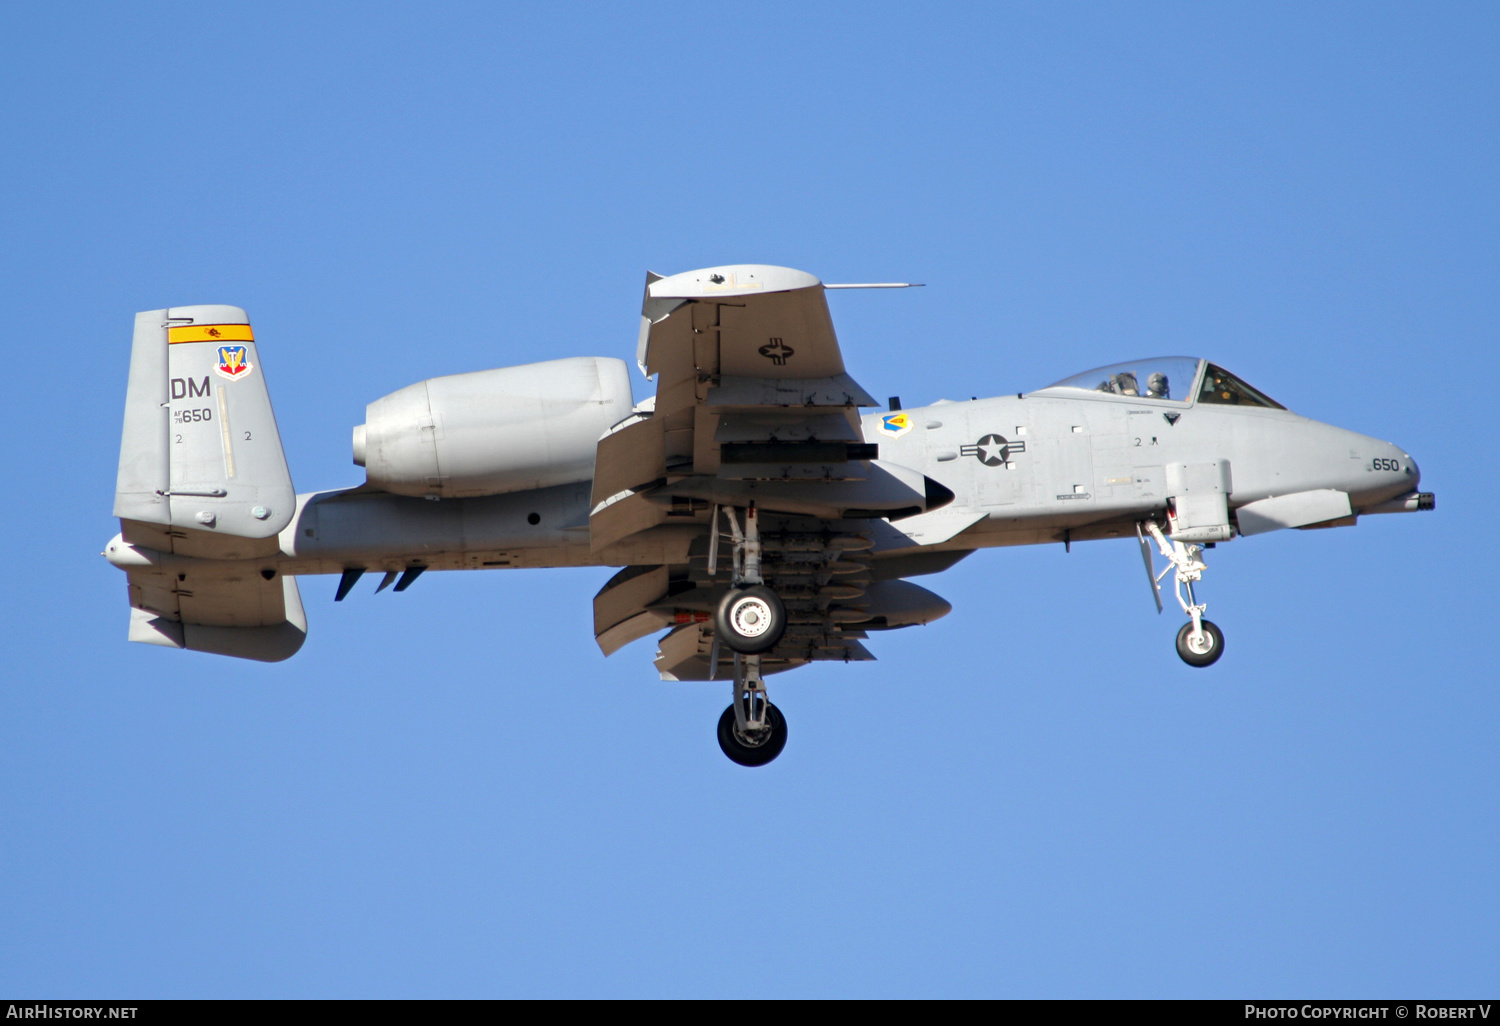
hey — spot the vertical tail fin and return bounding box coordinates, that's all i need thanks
[114,305,295,559]
[112,306,307,661]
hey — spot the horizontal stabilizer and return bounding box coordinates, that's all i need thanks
[125,566,306,662]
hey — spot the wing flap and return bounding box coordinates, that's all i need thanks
[598,610,674,657]
[590,416,665,512]
[589,488,670,552]
[593,565,671,654]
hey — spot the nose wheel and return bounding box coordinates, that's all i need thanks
[1140,521,1228,668]
[1175,619,1225,667]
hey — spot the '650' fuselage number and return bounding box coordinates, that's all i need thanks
[1372,457,1401,472]
[173,408,212,425]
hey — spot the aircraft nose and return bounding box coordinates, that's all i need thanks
[1383,441,1419,486]
[1362,438,1419,497]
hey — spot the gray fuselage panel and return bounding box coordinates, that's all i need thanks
[262,389,1416,577]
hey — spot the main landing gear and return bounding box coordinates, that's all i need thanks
[1140,520,1226,668]
[715,585,785,654]
[709,504,787,654]
[717,655,788,767]
[710,503,790,766]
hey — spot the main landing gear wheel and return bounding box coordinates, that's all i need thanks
[1176,619,1225,667]
[717,702,788,767]
[714,584,786,654]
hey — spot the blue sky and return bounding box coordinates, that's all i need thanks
[1,1,1495,997]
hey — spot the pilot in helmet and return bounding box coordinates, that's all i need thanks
[1145,372,1170,399]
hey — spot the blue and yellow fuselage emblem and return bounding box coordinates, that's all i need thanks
[879,412,913,438]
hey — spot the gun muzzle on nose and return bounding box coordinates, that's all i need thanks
[1364,491,1435,514]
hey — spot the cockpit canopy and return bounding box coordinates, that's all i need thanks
[1034,357,1285,409]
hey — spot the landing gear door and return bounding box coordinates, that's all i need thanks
[1166,460,1232,542]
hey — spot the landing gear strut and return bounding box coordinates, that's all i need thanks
[709,504,787,654]
[717,654,788,766]
[1141,521,1226,667]
[708,503,789,765]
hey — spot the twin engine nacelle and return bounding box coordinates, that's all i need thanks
[353,357,634,499]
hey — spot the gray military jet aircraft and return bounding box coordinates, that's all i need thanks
[105,264,1434,765]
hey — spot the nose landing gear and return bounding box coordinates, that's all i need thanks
[1140,521,1226,667]
[1175,618,1225,667]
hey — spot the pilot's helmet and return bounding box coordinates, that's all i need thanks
[1146,372,1169,398]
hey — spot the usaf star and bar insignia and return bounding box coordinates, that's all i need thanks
[961,433,1024,467]
[881,417,1025,467]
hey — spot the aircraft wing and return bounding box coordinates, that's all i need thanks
[636,265,872,401]
[592,264,932,547]
[589,265,952,680]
